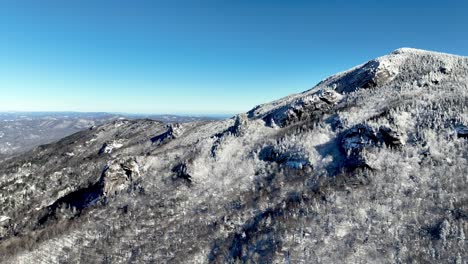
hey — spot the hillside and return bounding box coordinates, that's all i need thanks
[0,112,220,159]
[0,48,467,263]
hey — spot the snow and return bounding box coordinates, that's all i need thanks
[101,139,125,154]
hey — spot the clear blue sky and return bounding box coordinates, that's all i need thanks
[1,0,467,115]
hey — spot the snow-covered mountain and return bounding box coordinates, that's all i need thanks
[0,48,467,263]
[0,112,221,158]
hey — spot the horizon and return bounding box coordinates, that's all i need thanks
[1,0,467,114]
[0,110,234,118]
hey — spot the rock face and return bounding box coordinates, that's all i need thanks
[379,126,404,147]
[210,114,247,157]
[102,158,140,196]
[456,125,468,138]
[341,124,379,154]
[0,48,467,263]
[251,89,342,127]
[98,140,125,155]
[151,123,184,144]
[326,59,396,92]
[171,163,193,185]
[259,145,311,169]
[339,124,379,169]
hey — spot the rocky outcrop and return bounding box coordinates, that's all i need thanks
[211,115,247,157]
[342,124,404,153]
[226,115,247,137]
[259,145,310,170]
[261,89,342,127]
[455,125,468,138]
[98,139,124,155]
[439,65,452,75]
[213,115,247,139]
[35,158,140,226]
[341,124,379,155]
[151,123,183,144]
[102,158,140,196]
[0,216,11,239]
[340,124,405,169]
[171,163,193,185]
[36,178,105,226]
[379,126,404,147]
[209,208,281,263]
[319,58,398,94]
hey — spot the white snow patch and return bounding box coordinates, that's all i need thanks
[101,140,125,154]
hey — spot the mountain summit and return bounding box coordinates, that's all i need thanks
[0,49,467,263]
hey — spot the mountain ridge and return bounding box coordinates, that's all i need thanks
[0,112,224,159]
[0,48,467,263]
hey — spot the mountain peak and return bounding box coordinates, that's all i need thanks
[390,47,465,58]
[391,47,431,54]
[247,48,467,127]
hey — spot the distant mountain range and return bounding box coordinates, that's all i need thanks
[0,112,227,158]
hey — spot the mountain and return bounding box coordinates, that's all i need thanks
[0,48,467,263]
[0,112,222,158]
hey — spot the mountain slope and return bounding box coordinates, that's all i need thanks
[0,48,467,263]
[0,112,222,158]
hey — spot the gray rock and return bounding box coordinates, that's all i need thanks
[151,123,183,144]
[341,124,379,154]
[259,145,310,169]
[171,163,193,185]
[379,126,404,147]
[455,125,468,138]
[102,158,140,196]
